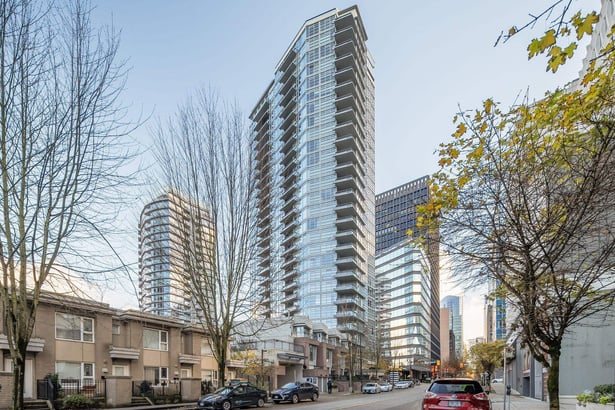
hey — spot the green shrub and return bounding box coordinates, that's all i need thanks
[577,392,594,403]
[595,384,615,396]
[598,395,612,405]
[62,394,95,409]
[139,380,152,395]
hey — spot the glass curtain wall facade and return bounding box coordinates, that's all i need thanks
[376,242,432,372]
[441,295,463,361]
[485,278,507,341]
[251,6,375,343]
[375,177,441,362]
[138,192,213,323]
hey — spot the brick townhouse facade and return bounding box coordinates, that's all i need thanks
[0,292,223,408]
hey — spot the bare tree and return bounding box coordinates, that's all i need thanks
[153,87,260,387]
[0,0,132,407]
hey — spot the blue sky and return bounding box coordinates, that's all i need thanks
[90,1,599,338]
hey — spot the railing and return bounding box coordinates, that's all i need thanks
[132,380,181,398]
[57,378,105,398]
[36,378,57,400]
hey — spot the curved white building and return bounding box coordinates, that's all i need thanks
[138,192,212,323]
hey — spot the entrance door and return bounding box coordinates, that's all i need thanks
[24,359,33,398]
[3,358,33,398]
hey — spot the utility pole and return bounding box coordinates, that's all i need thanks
[502,347,507,410]
[261,349,264,389]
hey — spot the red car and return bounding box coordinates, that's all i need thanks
[422,378,491,409]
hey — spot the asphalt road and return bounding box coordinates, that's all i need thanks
[265,387,424,410]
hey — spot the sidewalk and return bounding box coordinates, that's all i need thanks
[489,385,577,410]
[490,389,549,410]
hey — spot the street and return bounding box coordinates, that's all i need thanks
[264,387,424,410]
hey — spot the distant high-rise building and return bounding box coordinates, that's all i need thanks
[138,192,213,323]
[375,176,441,374]
[376,242,433,374]
[441,295,463,360]
[251,6,375,343]
[485,278,506,341]
[440,307,451,363]
[375,176,430,253]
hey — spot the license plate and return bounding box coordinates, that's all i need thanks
[448,400,462,407]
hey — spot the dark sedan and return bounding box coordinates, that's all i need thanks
[197,383,267,410]
[271,381,319,404]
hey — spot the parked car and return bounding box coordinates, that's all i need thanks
[197,382,267,410]
[395,380,411,389]
[422,378,492,410]
[491,378,503,384]
[271,381,319,404]
[379,383,393,392]
[362,382,381,394]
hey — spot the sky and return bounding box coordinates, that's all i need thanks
[89,0,600,341]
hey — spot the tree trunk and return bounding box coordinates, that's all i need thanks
[547,351,560,410]
[218,351,227,388]
[11,350,25,410]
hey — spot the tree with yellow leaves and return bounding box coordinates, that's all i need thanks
[421,21,615,410]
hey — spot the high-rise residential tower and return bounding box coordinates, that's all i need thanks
[251,7,376,341]
[375,176,441,367]
[138,192,213,323]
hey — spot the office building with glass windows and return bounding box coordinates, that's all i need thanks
[375,176,440,375]
[376,241,433,377]
[138,191,213,323]
[251,6,375,344]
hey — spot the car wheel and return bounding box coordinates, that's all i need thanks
[291,394,299,404]
[257,398,265,407]
[311,392,318,401]
[222,400,232,410]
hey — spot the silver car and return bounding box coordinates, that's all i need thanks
[362,382,381,394]
[379,383,393,392]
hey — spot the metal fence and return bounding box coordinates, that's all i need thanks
[37,378,105,399]
[59,379,105,398]
[132,380,181,398]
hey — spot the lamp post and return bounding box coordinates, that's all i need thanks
[261,349,264,388]
[349,340,353,393]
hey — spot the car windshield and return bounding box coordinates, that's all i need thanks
[214,387,232,395]
[281,383,298,389]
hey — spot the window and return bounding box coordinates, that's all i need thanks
[112,365,129,376]
[307,140,319,152]
[202,369,218,387]
[112,323,121,335]
[307,218,318,230]
[307,152,319,166]
[144,366,168,386]
[309,345,317,366]
[56,362,95,386]
[143,328,168,351]
[55,313,94,342]
[201,339,213,356]
[181,368,192,378]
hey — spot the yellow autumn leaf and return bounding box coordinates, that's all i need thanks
[540,30,557,50]
[484,99,493,114]
[453,123,467,138]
